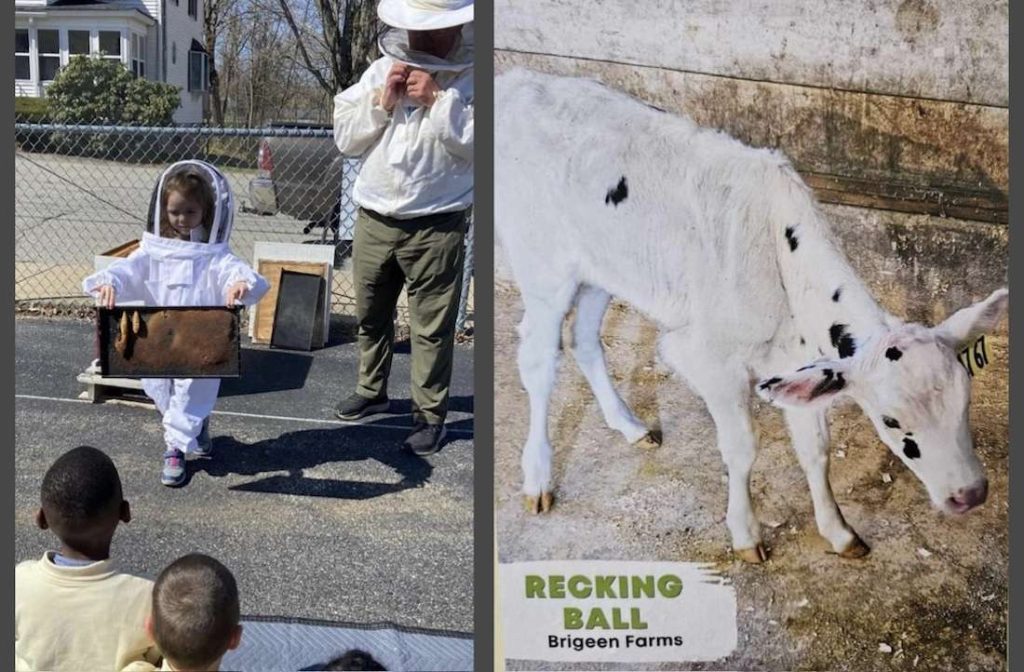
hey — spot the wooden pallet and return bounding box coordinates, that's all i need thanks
[77,359,152,405]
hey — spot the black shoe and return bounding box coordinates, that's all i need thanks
[403,423,447,456]
[335,393,390,420]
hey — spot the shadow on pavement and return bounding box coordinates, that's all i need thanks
[189,398,472,498]
[219,348,314,397]
[191,426,430,499]
[379,394,474,417]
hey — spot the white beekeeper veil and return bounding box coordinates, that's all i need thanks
[146,160,234,245]
[375,0,474,71]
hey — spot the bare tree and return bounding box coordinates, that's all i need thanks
[274,0,378,96]
[204,0,241,124]
[205,0,375,125]
[244,10,289,125]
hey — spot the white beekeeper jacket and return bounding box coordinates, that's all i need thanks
[82,160,269,453]
[83,160,269,307]
[333,26,473,219]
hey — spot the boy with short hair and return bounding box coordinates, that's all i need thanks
[15,446,161,671]
[147,553,243,671]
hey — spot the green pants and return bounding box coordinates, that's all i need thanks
[353,207,467,425]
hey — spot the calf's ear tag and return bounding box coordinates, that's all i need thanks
[957,335,989,378]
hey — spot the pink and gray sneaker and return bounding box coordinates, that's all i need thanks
[161,448,186,487]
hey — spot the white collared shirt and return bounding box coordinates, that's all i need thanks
[333,56,473,219]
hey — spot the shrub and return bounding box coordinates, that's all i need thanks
[46,55,180,126]
[43,56,182,159]
[14,98,52,151]
[15,97,49,123]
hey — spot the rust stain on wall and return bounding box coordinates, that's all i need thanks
[895,0,941,42]
[825,204,1009,328]
[496,53,1008,206]
[496,0,1008,106]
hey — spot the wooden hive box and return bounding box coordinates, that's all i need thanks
[250,242,334,348]
[252,259,330,347]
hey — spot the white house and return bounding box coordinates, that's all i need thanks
[15,0,210,124]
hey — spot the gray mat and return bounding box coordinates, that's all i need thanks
[221,618,473,671]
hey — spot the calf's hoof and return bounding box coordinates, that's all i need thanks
[735,544,769,564]
[525,491,555,514]
[634,430,662,450]
[838,534,871,559]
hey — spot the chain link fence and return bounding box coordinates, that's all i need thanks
[14,121,474,335]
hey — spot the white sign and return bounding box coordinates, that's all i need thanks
[499,560,737,663]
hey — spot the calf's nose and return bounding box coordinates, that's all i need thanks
[952,479,989,511]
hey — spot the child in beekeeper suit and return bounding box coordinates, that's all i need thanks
[83,160,269,487]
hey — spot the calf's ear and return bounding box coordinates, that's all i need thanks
[756,359,853,409]
[934,288,1008,350]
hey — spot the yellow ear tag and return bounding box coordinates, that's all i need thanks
[957,335,989,378]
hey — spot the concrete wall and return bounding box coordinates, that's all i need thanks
[495,0,1008,323]
[496,0,1007,106]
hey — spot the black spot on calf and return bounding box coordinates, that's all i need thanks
[832,287,842,302]
[829,323,857,358]
[882,416,901,429]
[885,347,903,361]
[605,176,628,207]
[903,437,920,459]
[759,376,782,390]
[784,226,799,251]
[810,368,846,399]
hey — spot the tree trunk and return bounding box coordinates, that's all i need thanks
[204,0,235,126]
[342,0,378,89]
[276,0,379,96]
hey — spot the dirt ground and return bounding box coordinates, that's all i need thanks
[494,279,1008,672]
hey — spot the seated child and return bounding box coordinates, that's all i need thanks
[15,446,161,671]
[83,160,269,487]
[147,554,242,671]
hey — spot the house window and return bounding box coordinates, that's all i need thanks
[68,30,91,57]
[188,49,208,92]
[171,42,176,64]
[15,29,30,80]
[99,30,121,61]
[37,29,60,81]
[131,34,146,77]
[188,0,197,19]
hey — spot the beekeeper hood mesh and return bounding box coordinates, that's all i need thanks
[146,160,234,245]
[376,22,474,72]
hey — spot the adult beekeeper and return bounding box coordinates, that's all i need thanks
[83,161,270,486]
[332,0,473,456]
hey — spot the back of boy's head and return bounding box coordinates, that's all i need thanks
[153,553,240,669]
[324,649,386,671]
[40,446,123,542]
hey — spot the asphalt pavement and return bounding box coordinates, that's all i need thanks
[14,317,475,634]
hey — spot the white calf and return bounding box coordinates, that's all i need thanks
[495,68,1008,563]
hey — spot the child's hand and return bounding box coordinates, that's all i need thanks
[97,285,116,309]
[225,281,248,307]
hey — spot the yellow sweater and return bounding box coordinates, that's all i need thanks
[15,552,162,672]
